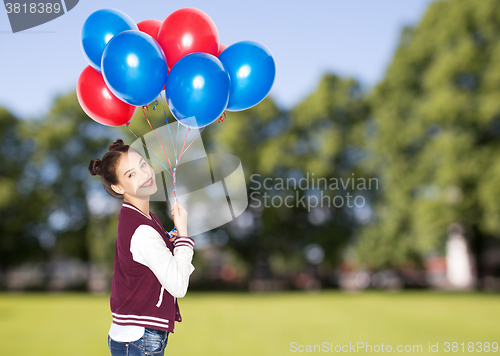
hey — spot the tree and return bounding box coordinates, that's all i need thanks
[355,0,500,286]
[209,74,371,282]
[0,108,47,268]
[27,92,131,266]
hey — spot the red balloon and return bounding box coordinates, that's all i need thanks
[76,66,135,126]
[137,19,162,41]
[217,43,227,57]
[157,8,219,70]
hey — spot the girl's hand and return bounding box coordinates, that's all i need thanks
[169,230,178,244]
[171,201,188,237]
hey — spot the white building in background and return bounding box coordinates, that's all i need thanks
[445,223,476,290]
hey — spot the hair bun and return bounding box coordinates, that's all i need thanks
[109,139,125,151]
[88,159,102,176]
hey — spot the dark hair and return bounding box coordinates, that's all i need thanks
[89,139,132,198]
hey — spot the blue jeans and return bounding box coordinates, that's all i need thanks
[108,328,170,355]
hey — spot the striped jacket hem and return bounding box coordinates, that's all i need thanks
[112,312,170,329]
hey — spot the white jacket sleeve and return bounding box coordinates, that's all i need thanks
[130,224,195,298]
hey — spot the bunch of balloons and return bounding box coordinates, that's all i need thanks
[77,7,276,129]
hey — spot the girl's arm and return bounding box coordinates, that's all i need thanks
[130,224,195,298]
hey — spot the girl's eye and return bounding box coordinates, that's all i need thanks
[128,162,146,178]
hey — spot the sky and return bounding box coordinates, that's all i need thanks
[0,0,435,119]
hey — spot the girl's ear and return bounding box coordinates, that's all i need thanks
[111,184,124,195]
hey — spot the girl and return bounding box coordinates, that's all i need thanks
[89,139,195,356]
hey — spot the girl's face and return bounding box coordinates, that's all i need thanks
[112,150,158,199]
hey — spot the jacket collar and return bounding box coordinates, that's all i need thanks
[122,202,153,220]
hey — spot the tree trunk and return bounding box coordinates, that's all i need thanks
[470,225,486,290]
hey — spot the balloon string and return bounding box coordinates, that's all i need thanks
[179,126,205,159]
[142,106,174,176]
[159,91,178,164]
[176,121,180,158]
[126,126,173,178]
[144,105,163,143]
[172,125,209,201]
[178,128,190,162]
[145,94,208,202]
[127,115,204,204]
[171,127,190,202]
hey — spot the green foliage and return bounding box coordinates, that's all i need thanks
[0,108,47,266]
[207,75,371,276]
[354,0,500,269]
[5,0,500,281]
[12,91,132,266]
[0,74,372,279]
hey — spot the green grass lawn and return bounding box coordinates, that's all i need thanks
[0,290,498,355]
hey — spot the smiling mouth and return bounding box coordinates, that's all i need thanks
[140,178,154,188]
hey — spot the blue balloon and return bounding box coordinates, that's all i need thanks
[81,9,137,72]
[101,30,168,107]
[166,53,230,129]
[218,40,276,111]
